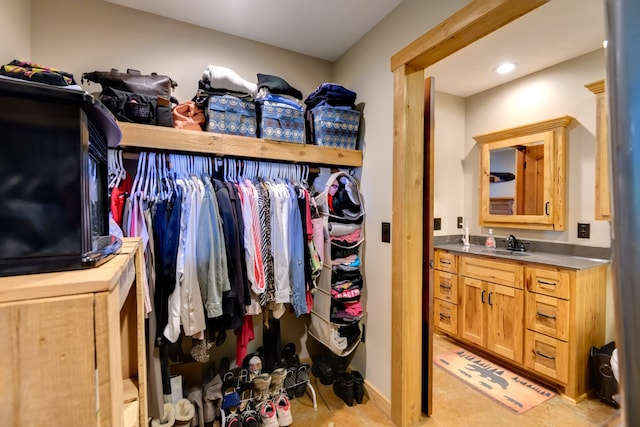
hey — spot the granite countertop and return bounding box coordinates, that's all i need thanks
[434,243,610,270]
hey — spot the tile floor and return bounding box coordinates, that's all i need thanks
[289,334,620,426]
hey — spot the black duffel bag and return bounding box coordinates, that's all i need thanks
[100,86,177,127]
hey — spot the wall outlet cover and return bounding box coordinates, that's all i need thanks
[434,218,441,230]
[457,216,463,228]
[577,222,591,238]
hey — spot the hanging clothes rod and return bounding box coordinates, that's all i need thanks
[117,149,349,175]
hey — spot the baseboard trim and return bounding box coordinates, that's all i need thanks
[364,379,391,420]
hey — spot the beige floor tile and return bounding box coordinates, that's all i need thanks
[288,334,618,426]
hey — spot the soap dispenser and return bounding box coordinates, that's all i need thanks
[485,228,496,250]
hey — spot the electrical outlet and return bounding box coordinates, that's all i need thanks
[457,216,463,229]
[577,223,591,239]
[434,217,441,230]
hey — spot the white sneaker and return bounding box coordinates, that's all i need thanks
[259,399,279,427]
[276,394,293,426]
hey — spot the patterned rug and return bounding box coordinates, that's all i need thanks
[434,348,556,414]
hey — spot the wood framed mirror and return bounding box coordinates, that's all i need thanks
[474,116,573,230]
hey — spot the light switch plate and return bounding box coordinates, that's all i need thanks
[578,223,590,239]
[382,222,391,243]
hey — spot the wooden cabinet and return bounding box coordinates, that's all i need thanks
[473,116,573,231]
[434,250,459,335]
[585,79,611,221]
[434,248,607,401]
[0,238,147,427]
[459,257,524,364]
[524,264,607,400]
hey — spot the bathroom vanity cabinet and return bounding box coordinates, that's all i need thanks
[433,247,607,401]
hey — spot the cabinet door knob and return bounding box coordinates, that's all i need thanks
[481,290,486,304]
[488,291,493,306]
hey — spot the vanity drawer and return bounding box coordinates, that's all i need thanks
[434,250,457,273]
[434,299,458,335]
[459,255,524,289]
[526,267,570,300]
[434,270,458,303]
[524,330,569,383]
[525,292,570,341]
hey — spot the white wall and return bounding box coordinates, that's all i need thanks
[0,0,30,61]
[433,92,466,235]
[333,0,472,400]
[30,0,331,105]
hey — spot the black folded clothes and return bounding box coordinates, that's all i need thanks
[257,73,302,100]
[331,268,362,283]
[331,241,362,259]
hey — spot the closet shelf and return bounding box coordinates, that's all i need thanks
[118,122,363,167]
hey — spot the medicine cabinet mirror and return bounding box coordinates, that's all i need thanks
[473,116,573,231]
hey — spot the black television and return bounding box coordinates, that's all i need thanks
[0,76,122,276]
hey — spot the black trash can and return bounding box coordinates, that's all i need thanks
[590,341,620,408]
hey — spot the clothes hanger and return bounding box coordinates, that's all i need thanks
[115,150,125,189]
[131,151,146,196]
[143,152,155,201]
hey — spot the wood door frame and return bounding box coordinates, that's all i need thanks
[390,1,549,425]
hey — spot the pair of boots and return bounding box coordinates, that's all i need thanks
[332,371,364,407]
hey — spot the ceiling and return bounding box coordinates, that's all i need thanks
[105,0,605,97]
[104,0,403,62]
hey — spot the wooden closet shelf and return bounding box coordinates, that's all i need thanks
[117,122,363,168]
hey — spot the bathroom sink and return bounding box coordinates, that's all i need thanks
[481,249,530,256]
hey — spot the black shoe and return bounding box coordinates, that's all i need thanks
[351,370,364,404]
[311,355,334,385]
[295,363,310,398]
[282,342,296,366]
[333,372,354,406]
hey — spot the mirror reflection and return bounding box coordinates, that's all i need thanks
[489,140,544,216]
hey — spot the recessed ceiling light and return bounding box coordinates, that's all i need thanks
[495,63,516,74]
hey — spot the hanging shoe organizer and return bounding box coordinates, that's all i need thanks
[308,171,365,356]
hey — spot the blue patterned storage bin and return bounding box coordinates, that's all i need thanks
[258,100,305,143]
[311,105,360,150]
[206,95,257,137]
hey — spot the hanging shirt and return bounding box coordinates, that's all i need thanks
[196,174,230,318]
[287,183,307,316]
[180,176,207,337]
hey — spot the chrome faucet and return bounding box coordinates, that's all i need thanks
[504,234,529,252]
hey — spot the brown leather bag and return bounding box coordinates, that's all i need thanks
[82,68,177,97]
